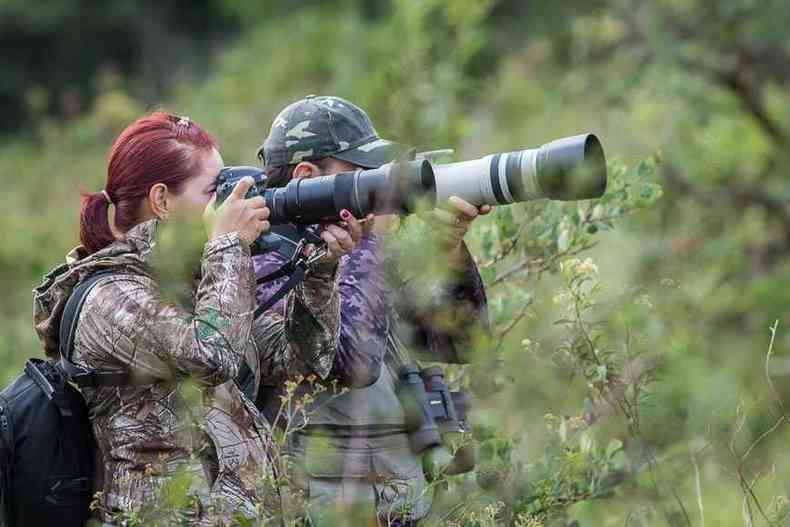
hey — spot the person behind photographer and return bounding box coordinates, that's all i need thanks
[32,112,362,525]
[253,96,490,526]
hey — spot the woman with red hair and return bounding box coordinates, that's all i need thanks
[33,112,362,524]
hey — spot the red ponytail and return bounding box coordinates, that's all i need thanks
[79,112,218,254]
[79,191,115,254]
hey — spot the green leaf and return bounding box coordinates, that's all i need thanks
[606,438,624,459]
[557,228,570,252]
[636,159,654,178]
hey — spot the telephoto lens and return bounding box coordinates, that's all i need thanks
[269,159,435,224]
[214,159,435,225]
[431,133,607,206]
[214,133,606,254]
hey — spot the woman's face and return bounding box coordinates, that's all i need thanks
[147,146,223,281]
[167,147,224,219]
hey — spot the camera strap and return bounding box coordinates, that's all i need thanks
[254,225,328,318]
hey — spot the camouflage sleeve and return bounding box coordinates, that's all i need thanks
[78,232,254,385]
[330,233,389,387]
[395,241,490,364]
[251,261,341,382]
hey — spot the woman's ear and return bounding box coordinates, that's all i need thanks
[148,183,170,220]
[292,161,322,180]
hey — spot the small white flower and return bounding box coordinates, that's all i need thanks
[576,257,599,275]
[635,294,653,309]
[553,291,570,305]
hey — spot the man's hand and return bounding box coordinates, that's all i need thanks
[309,209,371,265]
[370,213,399,235]
[431,196,491,263]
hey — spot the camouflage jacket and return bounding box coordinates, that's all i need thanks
[33,219,341,525]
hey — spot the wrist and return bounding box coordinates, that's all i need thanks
[445,241,468,269]
[204,231,249,258]
[308,258,339,278]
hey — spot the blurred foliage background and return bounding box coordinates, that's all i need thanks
[1,0,789,525]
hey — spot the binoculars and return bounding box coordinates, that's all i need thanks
[215,133,608,254]
[396,364,476,475]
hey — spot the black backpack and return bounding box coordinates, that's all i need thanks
[0,271,130,527]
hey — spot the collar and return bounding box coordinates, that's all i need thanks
[65,218,159,267]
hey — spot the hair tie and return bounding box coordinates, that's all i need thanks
[100,190,113,204]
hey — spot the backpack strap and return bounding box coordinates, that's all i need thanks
[0,394,15,526]
[60,271,258,395]
[0,395,15,470]
[58,271,132,389]
[236,360,255,402]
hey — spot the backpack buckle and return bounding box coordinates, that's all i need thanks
[70,370,100,388]
[70,369,128,389]
[25,359,60,400]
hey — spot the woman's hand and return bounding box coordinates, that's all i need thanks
[311,209,370,265]
[204,176,270,245]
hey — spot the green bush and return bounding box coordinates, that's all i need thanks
[3,1,789,525]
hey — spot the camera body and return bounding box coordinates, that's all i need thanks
[214,166,281,254]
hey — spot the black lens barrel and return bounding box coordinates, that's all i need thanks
[262,159,434,224]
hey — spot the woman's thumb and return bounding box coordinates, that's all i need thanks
[229,176,255,200]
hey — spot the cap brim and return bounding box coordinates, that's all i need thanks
[332,138,401,169]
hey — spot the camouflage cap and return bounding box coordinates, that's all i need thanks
[258,95,400,169]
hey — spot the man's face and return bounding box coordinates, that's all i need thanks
[291,156,361,182]
[316,157,360,176]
